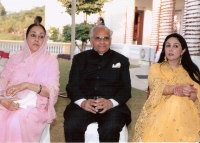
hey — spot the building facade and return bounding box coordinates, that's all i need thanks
[45,0,200,58]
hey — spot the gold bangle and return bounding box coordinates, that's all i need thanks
[168,85,171,95]
[166,85,171,95]
[165,86,168,94]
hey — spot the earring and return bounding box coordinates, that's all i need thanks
[179,55,182,65]
[164,56,167,62]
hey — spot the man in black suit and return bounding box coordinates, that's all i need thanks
[64,25,131,142]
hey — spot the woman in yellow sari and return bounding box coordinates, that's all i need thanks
[133,33,200,142]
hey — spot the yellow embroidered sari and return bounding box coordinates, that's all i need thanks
[133,63,200,142]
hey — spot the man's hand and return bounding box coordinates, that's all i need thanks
[0,98,19,111]
[81,99,98,114]
[95,98,113,114]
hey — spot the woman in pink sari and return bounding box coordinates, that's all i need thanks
[0,24,60,142]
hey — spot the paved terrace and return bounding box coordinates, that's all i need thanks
[129,59,149,91]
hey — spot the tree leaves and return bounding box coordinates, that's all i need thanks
[0,3,6,16]
[63,23,95,51]
[48,27,60,42]
[0,6,44,40]
[58,0,108,15]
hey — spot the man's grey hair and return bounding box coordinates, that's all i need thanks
[89,25,113,38]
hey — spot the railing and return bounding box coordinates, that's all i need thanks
[0,40,22,53]
[47,42,70,56]
[111,43,156,62]
[1,40,199,69]
[0,40,71,56]
[0,40,157,62]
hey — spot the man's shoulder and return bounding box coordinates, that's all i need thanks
[74,50,91,58]
[74,49,128,61]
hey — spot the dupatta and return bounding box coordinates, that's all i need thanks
[0,37,60,123]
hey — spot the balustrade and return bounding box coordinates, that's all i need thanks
[0,40,157,63]
[0,40,70,56]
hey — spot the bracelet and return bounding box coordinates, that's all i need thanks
[37,85,42,94]
[173,85,176,94]
[166,85,171,95]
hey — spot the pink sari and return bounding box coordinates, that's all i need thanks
[0,37,60,142]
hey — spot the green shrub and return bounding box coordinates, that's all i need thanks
[0,33,23,40]
[62,23,95,52]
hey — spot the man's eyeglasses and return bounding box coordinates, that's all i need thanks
[93,36,110,42]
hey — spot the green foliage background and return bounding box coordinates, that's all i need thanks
[58,0,108,16]
[48,27,61,42]
[63,23,95,42]
[63,23,95,51]
[0,6,45,40]
[0,1,107,44]
[0,3,6,16]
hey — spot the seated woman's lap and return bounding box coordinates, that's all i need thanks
[0,107,48,142]
[143,95,199,141]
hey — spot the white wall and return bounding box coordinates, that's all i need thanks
[45,0,185,45]
[175,0,185,35]
[104,0,127,43]
[141,8,152,45]
[104,0,153,45]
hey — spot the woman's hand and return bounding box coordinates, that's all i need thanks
[174,84,197,96]
[188,92,197,102]
[6,83,49,98]
[0,98,19,111]
[182,84,197,96]
[6,82,28,96]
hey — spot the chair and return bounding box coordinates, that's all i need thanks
[0,48,10,73]
[85,122,128,143]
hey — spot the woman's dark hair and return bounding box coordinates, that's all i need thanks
[26,24,46,38]
[158,33,200,84]
[99,17,105,25]
[35,16,42,23]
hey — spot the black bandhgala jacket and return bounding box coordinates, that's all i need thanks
[65,49,132,125]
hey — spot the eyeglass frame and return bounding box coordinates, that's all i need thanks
[92,36,111,42]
